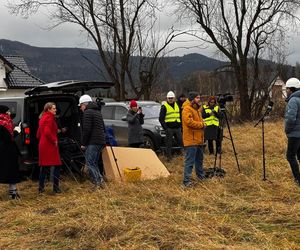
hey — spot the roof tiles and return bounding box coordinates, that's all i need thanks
[1,55,45,88]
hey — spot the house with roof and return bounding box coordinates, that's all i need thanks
[0,54,45,97]
[269,75,286,100]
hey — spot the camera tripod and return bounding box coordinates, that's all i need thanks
[212,106,241,175]
[254,102,273,181]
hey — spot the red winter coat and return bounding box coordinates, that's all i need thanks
[37,111,62,166]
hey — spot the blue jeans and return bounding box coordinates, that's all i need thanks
[286,137,300,181]
[86,145,104,185]
[183,145,204,184]
[39,166,60,191]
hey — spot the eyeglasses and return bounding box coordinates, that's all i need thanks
[167,97,174,99]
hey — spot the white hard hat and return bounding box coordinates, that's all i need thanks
[167,91,175,98]
[79,94,92,105]
[286,78,300,89]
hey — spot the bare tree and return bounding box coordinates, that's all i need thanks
[8,0,183,100]
[295,62,300,79]
[175,0,300,120]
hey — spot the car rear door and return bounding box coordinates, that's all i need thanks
[102,104,129,146]
[23,80,114,160]
[112,105,129,146]
[25,80,114,95]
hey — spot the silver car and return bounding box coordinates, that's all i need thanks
[101,101,165,150]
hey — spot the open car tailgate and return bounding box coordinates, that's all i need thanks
[25,80,114,96]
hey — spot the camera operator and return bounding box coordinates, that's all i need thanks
[127,100,144,148]
[285,77,300,186]
[202,96,221,155]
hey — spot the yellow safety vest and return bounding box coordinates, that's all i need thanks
[164,102,181,123]
[203,105,219,126]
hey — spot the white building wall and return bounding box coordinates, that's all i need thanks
[0,61,7,90]
[282,85,287,98]
[0,89,26,97]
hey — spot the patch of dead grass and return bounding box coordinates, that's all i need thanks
[0,121,300,249]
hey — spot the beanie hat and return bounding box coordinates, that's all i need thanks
[178,93,186,99]
[130,100,138,108]
[0,105,9,114]
[188,91,200,101]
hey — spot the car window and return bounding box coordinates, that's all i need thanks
[115,106,128,120]
[102,106,114,119]
[140,104,161,119]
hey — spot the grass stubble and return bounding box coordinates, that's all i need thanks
[0,121,300,249]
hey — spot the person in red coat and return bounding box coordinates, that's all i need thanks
[37,102,62,193]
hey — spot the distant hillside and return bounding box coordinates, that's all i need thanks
[0,39,226,83]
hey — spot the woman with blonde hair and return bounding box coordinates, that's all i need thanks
[37,102,62,193]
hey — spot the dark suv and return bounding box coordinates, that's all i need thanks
[0,80,113,173]
[101,101,166,150]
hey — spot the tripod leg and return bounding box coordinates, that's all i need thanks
[223,111,241,173]
[109,145,123,181]
[62,159,78,183]
[218,150,222,169]
[213,151,218,171]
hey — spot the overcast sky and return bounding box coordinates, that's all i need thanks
[1,2,300,65]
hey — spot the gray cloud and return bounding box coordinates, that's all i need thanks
[0,2,299,65]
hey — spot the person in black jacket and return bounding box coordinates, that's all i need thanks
[0,105,21,199]
[159,91,182,161]
[79,95,106,188]
[127,100,144,148]
[177,93,187,125]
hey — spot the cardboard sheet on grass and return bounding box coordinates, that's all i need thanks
[102,146,170,181]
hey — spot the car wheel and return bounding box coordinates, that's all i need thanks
[143,135,155,150]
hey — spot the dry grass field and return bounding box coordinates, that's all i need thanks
[1,121,300,250]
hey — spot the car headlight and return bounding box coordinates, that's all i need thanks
[155,125,166,136]
[155,125,163,132]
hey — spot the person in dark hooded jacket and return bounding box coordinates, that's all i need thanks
[127,100,144,148]
[285,77,300,186]
[79,95,106,188]
[0,105,21,199]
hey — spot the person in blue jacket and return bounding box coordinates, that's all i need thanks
[285,77,300,186]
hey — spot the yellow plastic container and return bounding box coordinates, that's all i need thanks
[123,167,142,182]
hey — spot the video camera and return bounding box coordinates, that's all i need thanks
[217,93,234,107]
[95,97,106,110]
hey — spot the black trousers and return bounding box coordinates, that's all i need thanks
[39,166,60,191]
[207,139,221,154]
[286,137,300,181]
[165,127,182,159]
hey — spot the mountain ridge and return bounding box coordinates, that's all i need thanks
[0,39,227,83]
